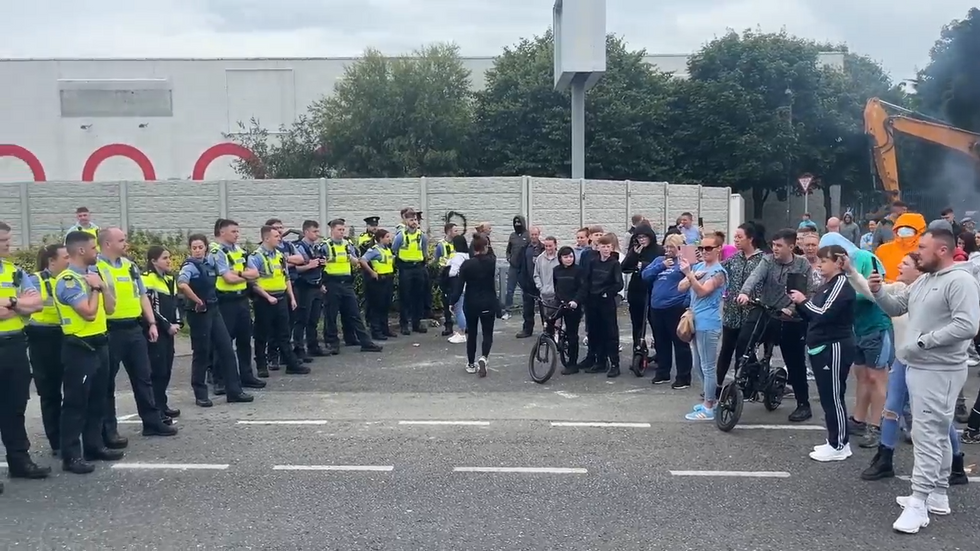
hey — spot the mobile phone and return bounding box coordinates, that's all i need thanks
[786,273,807,293]
[871,257,880,275]
[697,217,704,227]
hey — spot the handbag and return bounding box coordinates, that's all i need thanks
[676,308,695,343]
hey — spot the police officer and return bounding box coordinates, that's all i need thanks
[65,206,100,245]
[96,228,176,445]
[248,226,310,377]
[143,245,182,424]
[292,220,327,360]
[264,218,305,369]
[177,234,253,407]
[357,216,380,254]
[358,229,397,341]
[56,230,125,474]
[322,219,382,354]
[392,208,430,334]
[0,222,51,490]
[26,243,71,456]
[210,219,266,390]
[434,222,459,336]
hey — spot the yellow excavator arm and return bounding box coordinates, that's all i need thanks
[864,97,980,199]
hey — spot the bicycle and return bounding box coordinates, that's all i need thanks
[715,299,789,432]
[528,300,575,384]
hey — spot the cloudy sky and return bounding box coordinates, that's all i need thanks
[0,1,974,80]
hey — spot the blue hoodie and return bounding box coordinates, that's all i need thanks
[641,256,690,309]
[819,232,892,336]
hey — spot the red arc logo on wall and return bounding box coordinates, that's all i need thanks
[0,142,255,181]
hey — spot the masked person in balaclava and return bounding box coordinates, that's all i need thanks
[503,216,530,316]
[875,213,927,283]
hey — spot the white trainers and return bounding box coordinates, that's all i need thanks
[477,356,488,377]
[809,442,852,462]
[448,333,466,344]
[896,493,951,516]
[892,496,930,534]
[812,441,832,452]
[501,312,511,321]
[465,364,478,374]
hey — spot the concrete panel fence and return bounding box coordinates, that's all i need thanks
[0,176,733,248]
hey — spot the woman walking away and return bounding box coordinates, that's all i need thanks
[554,246,587,374]
[641,234,693,388]
[144,245,181,424]
[621,224,662,350]
[446,235,470,344]
[450,234,500,376]
[789,244,857,462]
[678,234,728,420]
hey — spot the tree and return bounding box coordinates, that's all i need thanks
[232,43,474,179]
[917,8,980,132]
[471,33,677,180]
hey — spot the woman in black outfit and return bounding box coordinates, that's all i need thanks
[621,224,662,348]
[143,245,182,423]
[554,246,587,374]
[449,234,500,377]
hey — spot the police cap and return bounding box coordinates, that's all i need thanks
[364,216,380,227]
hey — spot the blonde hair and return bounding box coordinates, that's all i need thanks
[605,232,621,252]
[664,234,685,248]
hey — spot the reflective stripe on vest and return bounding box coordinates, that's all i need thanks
[397,231,424,262]
[0,260,26,333]
[30,271,61,326]
[256,250,288,292]
[56,271,108,337]
[439,240,455,267]
[324,242,352,276]
[370,246,394,275]
[97,258,143,320]
[214,244,248,292]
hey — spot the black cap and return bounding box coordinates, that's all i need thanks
[364,216,380,226]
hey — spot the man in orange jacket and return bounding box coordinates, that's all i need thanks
[874,212,927,282]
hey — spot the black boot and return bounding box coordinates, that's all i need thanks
[949,452,969,486]
[606,363,621,378]
[6,455,52,479]
[103,432,129,450]
[561,354,580,375]
[860,445,895,481]
[576,354,595,371]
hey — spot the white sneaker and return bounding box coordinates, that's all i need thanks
[448,333,466,344]
[812,441,832,452]
[808,442,852,462]
[465,364,478,374]
[892,497,930,534]
[501,312,511,321]
[897,493,951,516]
[477,356,488,377]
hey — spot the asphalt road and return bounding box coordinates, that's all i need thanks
[2,313,979,550]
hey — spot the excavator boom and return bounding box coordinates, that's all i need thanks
[864,97,980,199]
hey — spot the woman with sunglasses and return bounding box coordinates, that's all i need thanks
[678,234,728,420]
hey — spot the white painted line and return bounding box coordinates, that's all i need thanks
[111,463,230,470]
[454,467,588,474]
[398,420,491,426]
[735,424,826,431]
[551,421,651,428]
[670,470,791,478]
[555,391,579,399]
[116,420,143,425]
[272,465,394,472]
[117,414,139,421]
[898,475,980,482]
[237,420,329,425]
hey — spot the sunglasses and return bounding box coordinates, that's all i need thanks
[697,246,716,252]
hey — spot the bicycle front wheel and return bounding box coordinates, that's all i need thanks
[529,335,558,384]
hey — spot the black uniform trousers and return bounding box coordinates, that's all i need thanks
[254,294,300,370]
[104,322,160,436]
[323,276,372,348]
[186,305,243,400]
[649,304,693,384]
[397,262,426,330]
[60,335,109,460]
[26,325,64,450]
[292,282,323,352]
[218,295,256,383]
[0,333,33,464]
[365,274,395,336]
[586,295,620,368]
[147,331,175,412]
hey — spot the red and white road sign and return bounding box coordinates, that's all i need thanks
[798,175,813,192]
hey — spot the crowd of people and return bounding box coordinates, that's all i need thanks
[1,201,977,535]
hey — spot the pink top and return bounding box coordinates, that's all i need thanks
[720,244,737,261]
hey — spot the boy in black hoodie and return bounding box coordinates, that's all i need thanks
[621,224,662,348]
[554,246,587,374]
[583,234,625,377]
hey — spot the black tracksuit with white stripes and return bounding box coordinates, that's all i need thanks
[797,272,856,450]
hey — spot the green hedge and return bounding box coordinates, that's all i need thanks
[15,230,445,317]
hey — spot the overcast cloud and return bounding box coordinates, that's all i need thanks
[0,1,974,80]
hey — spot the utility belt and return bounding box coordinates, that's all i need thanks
[217,290,249,302]
[25,324,62,338]
[322,275,353,285]
[265,291,287,299]
[0,330,27,346]
[396,260,424,268]
[295,278,322,287]
[107,318,142,331]
[65,333,109,351]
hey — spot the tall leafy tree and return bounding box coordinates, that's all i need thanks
[917,7,980,132]
[229,115,333,179]
[471,33,676,180]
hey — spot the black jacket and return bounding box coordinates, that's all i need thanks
[621,225,662,297]
[517,240,545,294]
[797,273,856,347]
[583,254,624,298]
[553,263,586,305]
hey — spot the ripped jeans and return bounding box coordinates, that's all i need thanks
[880,359,961,455]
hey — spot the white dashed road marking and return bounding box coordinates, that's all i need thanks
[237,420,329,425]
[111,463,230,470]
[454,467,588,474]
[551,421,651,428]
[272,465,394,472]
[735,424,826,431]
[670,470,791,478]
[398,420,491,426]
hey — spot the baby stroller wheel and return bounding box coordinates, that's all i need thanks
[763,366,788,411]
[716,382,744,432]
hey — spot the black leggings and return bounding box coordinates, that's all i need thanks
[716,325,741,389]
[464,303,496,364]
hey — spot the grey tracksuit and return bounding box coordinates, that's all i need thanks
[874,263,980,498]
